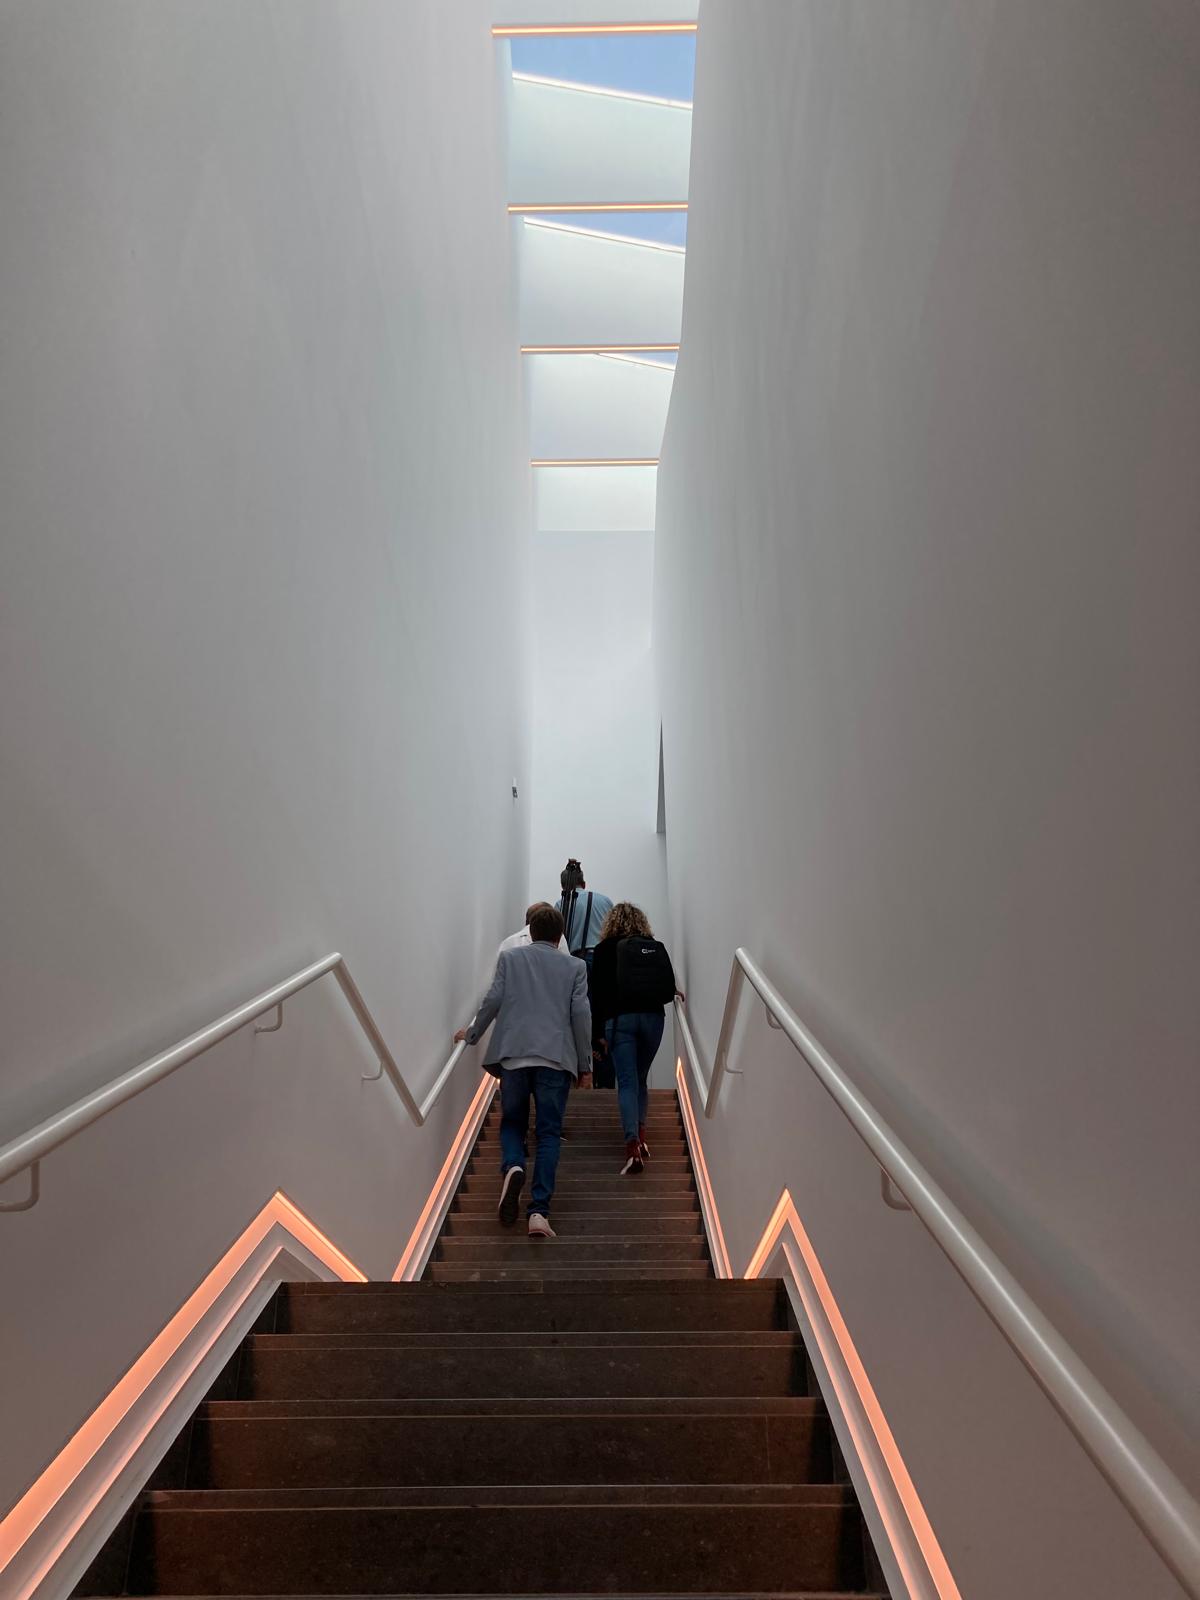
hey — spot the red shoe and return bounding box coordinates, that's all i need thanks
[638,1123,650,1160]
[620,1139,644,1176]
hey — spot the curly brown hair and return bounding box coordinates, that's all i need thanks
[600,901,652,941]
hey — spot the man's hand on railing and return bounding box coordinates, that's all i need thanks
[453,1027,468,1044]
[675,988,687,1004]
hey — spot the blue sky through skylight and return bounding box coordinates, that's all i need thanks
[510,33,694,245]
[509,34,696,104]
[527,211,687,248]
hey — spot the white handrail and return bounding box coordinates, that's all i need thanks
[0,953,472,1199]
[676,948,1200,1600]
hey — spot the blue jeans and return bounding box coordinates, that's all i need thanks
[499,1066,572,1217]
[605,1012,665,1142]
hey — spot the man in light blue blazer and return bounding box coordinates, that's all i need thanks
[455,904,592,1238]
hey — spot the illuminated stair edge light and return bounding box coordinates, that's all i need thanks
[392,1073,496,1281]
[0,1192,365,1593]
[521,344,680,354]
[531,458,659,468]
[509,201,687,214]
[745,1189,963,1600]
[675,1058,733,1277]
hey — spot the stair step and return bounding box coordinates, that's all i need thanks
[127,1486,866,1595]
[444,1213,703,1237]
[485,1115,682,1130]
[451,1193,700,1214]
[458,1173,695,1194]
[187,1395,831,1488]
[425,1264,714,1282]
[239,1332,799,1400]
[279,1281,785,1334]
[479,1125,687,1138]
[479,1123,686,1137]
[471,1159,694,1176]
[435,1237,709,1263]
[249,1331,797,1349]
[201,1393,819,1416]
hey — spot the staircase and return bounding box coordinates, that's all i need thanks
[78,1087,887,1597]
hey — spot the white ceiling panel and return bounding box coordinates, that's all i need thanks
[509,78,690,203]
[534,464,658,532]
[519,220,684,346]
[528,352,674,460]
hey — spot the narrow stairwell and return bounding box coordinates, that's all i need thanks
[77,1088,888,1597]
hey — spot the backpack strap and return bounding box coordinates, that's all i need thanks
[579,892,593,952]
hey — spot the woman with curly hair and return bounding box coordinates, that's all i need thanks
[589,902,682,1174]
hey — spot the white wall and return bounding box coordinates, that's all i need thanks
[527,529,669,1074]
[656,4,1199,1598]
[519,221,684,346]
[0,0,529,1522]
[494,0,696,21]
[535,464,658,532]
[509,78,691,204]
[529,354,674,459]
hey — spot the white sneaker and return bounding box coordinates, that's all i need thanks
[498,1166,524,1227]
[528,1213,556,1239]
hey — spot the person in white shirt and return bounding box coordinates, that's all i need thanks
[497,903,570,959]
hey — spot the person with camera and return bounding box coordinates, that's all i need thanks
[587,903,684,1175]
[554,858,613,965]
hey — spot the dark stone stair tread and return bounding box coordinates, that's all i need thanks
[425,1266,714,1281]
[238,1342,801,1400]
[247,1331,796,1349]
[445,1215,704,1236]
[475,1136,688,1146]
[187,1410,833,1489]
[127,1500,866,1594]
[280,1281,783,1333]
[434,1241,709,1261]
[456,1186,698,1199]
[475,1173,694,1183]
[146,1484,856,1509]
[286,1280,779,1296]
[201,1396,822,1418]
[450,1196,701,1213]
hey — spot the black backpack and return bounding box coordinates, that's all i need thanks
[615,936,676,1010]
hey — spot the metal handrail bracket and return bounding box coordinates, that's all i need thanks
[0,953,472,1201]
[675,949,1200,1598]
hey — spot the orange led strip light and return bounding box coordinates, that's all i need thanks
[675,1059,733,1277]
[0,1192,365,1596]
[745,1189,963,1600]
[531,457,659,467]
[392,1072,496,1281]
[509,201,687,214]
[521,343,679,354]
[494,23,697,36]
